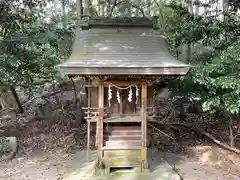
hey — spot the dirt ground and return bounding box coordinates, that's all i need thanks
[0,103,240,180]
[0,147,239,180]
[164,147,240,180]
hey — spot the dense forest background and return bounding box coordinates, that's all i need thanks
[0,0,240,158]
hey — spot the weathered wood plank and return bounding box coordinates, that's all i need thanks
[87,79,91,154]
[87,121,90,160]
[103,81,141,87]
[141,81,147,146]
[141,80,148,168]
[89,17,154,28]
[102,146,141,150]
[98,79,104,156]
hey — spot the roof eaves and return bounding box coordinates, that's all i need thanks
[58,66,191,77]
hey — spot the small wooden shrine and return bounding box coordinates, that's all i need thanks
[58,16,190,173]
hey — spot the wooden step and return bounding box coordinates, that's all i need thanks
[104,116,141,123]
[108,156,141,167]
[104,149,141,158]
[105,129,141,136]
[105,140,142,147]
[104,149,142,168]
[102,146,141,150]
[104,135,141,141]
[110,126,141,131]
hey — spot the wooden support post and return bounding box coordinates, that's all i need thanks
[141,80,148,169]
[98,79,104,157]
[87,120,90,160]
[87,79,91,160]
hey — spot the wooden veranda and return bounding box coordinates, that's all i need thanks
[58,16,190,173]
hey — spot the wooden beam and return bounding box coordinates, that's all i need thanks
[141,80,148,169]
[89,17,153,28]
[97,78,104,156]
[103,81,141,87]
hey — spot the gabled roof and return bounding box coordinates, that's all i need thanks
[58,17,190,76]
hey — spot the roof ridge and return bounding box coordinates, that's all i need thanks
[80,16,158,29]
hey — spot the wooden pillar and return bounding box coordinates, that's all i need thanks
[87,120,90,160]
[97,79,104,156]
[141,80,148,169]
[87,79,91,160]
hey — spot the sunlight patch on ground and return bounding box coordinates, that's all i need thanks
[63,151,181,180]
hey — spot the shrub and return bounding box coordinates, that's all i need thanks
[0,136,11,157]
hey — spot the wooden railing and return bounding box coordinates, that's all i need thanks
[82,106,173,122]
[137,106,174,122]
[82,107,110,122]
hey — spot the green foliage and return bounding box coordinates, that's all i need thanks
[159,0,240,115]
[0,137,11,156]
[192,44,240,114]
[0,0,74,96]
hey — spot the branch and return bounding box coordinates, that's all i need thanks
[195,126,240,154]
[109,0,145,17]
[149,118,240,154]
[0,108,16,114]
[22,89,74,107]
[153,0,160,7]
[109,0,117,16]
[165,122,240,154]
[0,91,4,98]
[148,123,175,140]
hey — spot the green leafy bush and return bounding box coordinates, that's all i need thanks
[0,137,11,157]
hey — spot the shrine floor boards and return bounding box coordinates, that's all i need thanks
[63,150,181,180]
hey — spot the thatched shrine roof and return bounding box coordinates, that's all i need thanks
[58,17,190,76]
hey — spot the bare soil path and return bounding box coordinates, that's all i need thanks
[0,148,239,180]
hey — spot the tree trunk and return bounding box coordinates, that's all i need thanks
[53,0,60,22]
[222,0,229,21]
[70,78,78,107]
[84,0,89,14]
[229,116,235,147]
[76,0,83,26]
[10,86,24,113]
[195,0,199,16]
[0,90,6,109]
[61,0,67,28]
[186,43,192,63]
[147,0,151,16]
[109,0,117,16]
[100,3,104,16]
